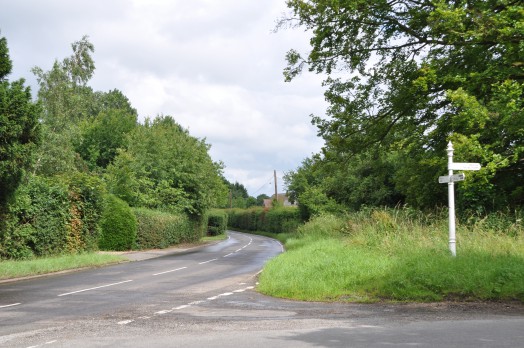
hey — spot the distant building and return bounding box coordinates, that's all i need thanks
[263,193,295,208]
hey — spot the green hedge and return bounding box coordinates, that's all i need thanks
[133,208,199,249]
[0,173,106,259]
[207,209,228,236]
[227,207,301,234]
[98,195,137,251]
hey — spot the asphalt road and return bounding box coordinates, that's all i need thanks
[1,231,523,348]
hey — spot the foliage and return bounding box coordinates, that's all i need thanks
[281,0,524,212]
[65,172,106,252]
[32,35,97,176]
[98,195,137,251]
[227,206,301,233]
[0,173,106,259]
[0,36,41,210]
[76,106,137,171]
[133,208,199,249]
[207,209,228,236]
[258,208,524,302]
[106,115,228,215]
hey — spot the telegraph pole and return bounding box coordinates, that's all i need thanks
[274,170,278,200]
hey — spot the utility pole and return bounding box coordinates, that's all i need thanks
[274,170,278,200]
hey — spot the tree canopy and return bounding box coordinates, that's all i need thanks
[282,0,524,212]
[0,36,40,207]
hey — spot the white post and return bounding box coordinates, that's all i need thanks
[447,141,456,257]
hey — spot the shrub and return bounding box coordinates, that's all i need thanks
[64,172,106,252]
[207,209,228,236]
[133,208,198,249]
[98,195,137,251]
[226,206,301,234]
[0,173,106,259]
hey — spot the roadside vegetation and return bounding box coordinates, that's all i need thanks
[257,209,524,303]
[0,253,125,281]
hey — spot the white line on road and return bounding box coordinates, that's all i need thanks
[0,303,21,309]
[118,320,134,325]
[57,280,133,297]
[153,266,187,276]
[199,258,218,264]
[223,253,234,257]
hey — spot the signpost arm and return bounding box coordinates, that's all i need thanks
[447,141,456,257]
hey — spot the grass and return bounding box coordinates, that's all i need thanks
[0,234,227,281]
[257,209,524,303]
[0,253,126,281]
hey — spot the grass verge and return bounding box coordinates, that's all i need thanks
[257,209,524,303]
[0,253,126,281]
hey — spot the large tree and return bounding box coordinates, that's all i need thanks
[0,36,40,208]
[282,0,523,210]
[106,115,228,215]
[32,35,97,175]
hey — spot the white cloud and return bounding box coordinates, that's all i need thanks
[1,0,327,196]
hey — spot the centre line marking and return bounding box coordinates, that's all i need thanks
[224,252,234,257]
[153,266,187,276]
[0,303,21,309]
[58,280,133,297]
[199,258,217,264]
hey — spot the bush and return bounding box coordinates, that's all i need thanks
[133,208,198,249]
[0,173,106,259]
[207,209,228,236]
[98,195,137,251]
[226,207,301,234]
[65,172,106,252]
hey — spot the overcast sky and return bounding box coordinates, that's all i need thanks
[0,0,327,197]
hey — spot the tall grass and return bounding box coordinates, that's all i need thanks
[258,208,524,302]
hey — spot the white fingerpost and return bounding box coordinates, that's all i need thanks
[447,142,456,257]
[439,141,481,257]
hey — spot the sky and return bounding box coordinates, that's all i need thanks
[0,0,327,197]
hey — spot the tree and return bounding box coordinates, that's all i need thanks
[32,35,97,176]
[0,36,41,208]
[76,106,137,170]
[282,0,524,210]
[106,115,227,215]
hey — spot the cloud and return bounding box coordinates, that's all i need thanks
[1,0,327,196]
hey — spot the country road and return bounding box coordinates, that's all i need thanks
[1,231,523,348]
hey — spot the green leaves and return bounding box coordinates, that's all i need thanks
[0,37,41,207]
[106,116,227,216]
[282,0,524,211]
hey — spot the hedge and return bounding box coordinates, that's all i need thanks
[133,208,199,249]
[98,195,137,251]
[0,173,106,259]
[226,207,301,234]
[207,209,228,236]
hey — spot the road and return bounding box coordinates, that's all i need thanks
[1,231,523,347]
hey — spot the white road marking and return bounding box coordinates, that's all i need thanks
[224,253,234,257]
[118,320,134,325]
[155,309,172,315]
[0,303,21,309]
[153,266,187,276]
[26,340,57,348]
[173,305,190,310]
[199,258,218,264]
[57,280,133,297]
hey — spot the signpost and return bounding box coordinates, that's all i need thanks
[439,142,480,256]
[438,173,465,184]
